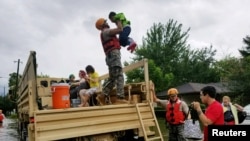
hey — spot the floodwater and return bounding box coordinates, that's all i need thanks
[0,118,19,141]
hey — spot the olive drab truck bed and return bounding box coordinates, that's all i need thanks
[17,51,163,141]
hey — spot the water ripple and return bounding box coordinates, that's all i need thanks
[0,118,19,141]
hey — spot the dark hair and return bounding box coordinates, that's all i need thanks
[108,11,116,19]
[85,65,95,74]
[201,86,216,98]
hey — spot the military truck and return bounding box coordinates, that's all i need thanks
[17,51,163,141]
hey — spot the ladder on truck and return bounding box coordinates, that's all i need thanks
[136,102,164,141]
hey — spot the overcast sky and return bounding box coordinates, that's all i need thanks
[1,0,250,95]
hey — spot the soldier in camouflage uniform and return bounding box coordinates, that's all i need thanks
[95,18,127,104]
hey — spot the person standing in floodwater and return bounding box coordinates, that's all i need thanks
[0,109,6,125]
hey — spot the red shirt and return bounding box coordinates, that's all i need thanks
[203,100,224,141]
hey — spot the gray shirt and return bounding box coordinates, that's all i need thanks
[157,99,189,116]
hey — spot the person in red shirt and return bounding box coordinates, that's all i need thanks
[192,86,224,141]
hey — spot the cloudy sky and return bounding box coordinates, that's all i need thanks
[0,0,250,94]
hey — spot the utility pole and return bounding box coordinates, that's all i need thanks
[14,59,22,113]
[3,85,5,97]
[3,86,5,112]
[14,59,22,98]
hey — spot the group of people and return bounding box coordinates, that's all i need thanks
[154,85,245,141]
[57,11,248,141]
[68,65,99,107]
[67,11,137,107]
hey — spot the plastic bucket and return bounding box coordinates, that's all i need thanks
[71,99,81,108]
[51,83,70,109]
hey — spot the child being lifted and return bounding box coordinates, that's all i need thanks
[109,11,137,53]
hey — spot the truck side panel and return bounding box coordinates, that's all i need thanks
[34,103,154,141]
[18,51,38,117]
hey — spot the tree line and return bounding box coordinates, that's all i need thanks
[125,19,250,106]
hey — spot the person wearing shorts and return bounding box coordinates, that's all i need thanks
[78,65,99,107]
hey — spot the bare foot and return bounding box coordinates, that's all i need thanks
[78,104,84,107]
[115,99,129,104]
[96,95,105,105]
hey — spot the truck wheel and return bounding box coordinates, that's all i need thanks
[19,122,28,141]
[117,130,145,141]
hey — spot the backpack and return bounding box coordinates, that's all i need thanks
[238,111,247,124]
[224,111,234,122]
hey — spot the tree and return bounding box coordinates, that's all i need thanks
[215,35,250,105]
[125,60,174,92]
[239,35,250,57]
[227,56,250,105]
[8,72,21,102]
[126,19,220,92]
[0,72,19,115]
[127,19,191,91]
[214,56,241,82]
[181,46,220,83]
[231,35,250,105]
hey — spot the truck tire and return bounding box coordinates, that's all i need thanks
[117,130,145,141]
[19,122,28,141]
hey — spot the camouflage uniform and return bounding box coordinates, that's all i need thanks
[168,124,187,141]
[102,49,124,99]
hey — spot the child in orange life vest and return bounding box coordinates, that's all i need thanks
[109,11,137,53]
[154,88,189,141]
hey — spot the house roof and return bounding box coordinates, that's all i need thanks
[176,82,204,94]
[156,82,231,97]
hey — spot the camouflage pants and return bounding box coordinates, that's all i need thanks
[103,49,124,98]
[168,124,187,141]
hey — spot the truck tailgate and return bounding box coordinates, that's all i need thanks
[34,103,155,141]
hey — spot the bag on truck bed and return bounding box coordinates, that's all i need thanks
[70,81,90,99]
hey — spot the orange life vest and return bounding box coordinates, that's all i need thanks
[0,114,3,121]
[166,99,186,125]
[100,32,120,55]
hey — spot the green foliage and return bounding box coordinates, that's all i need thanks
[135,19,190,74]
[8,72,21,102]
[214,56,241,82]
[0,72,22,114]
[235,35,250,105]
[227,56,250,105]
[239,35,250,57]
[0,95,16,115]
[156,117,168,140]
[126,19,220,92]
[125,59,174,92]
[181,46,220,83]
[8,113,18,119]
[215,55,250,105]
